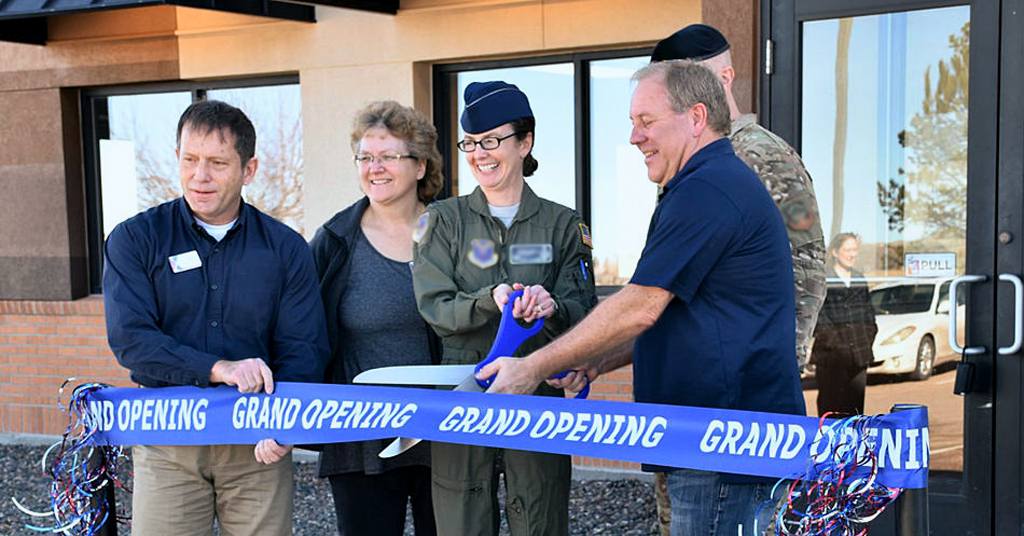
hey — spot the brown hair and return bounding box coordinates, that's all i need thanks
[511,116,538,177]
[350,100,444,203]
[827,232,861,267]
[177,100,256,163]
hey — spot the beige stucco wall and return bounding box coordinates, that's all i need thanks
[0,7,180,299]
[1,7,180,91]
[169,0,702,235]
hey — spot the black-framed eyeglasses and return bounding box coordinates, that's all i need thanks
[353,153,417,166]
[456,132,520,153]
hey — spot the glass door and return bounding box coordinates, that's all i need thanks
[765,1,1002,534]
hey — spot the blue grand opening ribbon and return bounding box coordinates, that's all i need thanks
[81,382,928,489]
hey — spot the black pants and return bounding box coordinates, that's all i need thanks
[815,358,867,416]
[328,465,436,536]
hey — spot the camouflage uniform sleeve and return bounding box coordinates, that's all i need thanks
[543,213,598,337]
[793,243,826,367]
[412,207,501,338]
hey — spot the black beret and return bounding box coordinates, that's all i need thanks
[460,81,533,134]
[651,24,731,62]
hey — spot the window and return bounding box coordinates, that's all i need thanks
[434,50,652,288]
[588,56,654,285]
[82,77,303,293]
[801,7,969,282]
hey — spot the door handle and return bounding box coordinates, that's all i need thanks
[949,275,986,355]
[998,274,1023,355]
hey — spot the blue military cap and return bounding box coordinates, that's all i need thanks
[651,24,731,62]
[460,81,533,134]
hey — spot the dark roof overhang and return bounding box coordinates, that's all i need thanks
[0,0,397,44]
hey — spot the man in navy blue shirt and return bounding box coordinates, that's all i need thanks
[482,61,805,536]
[103,100,329,536]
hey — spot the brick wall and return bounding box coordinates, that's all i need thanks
[0,297,640,473]
[572,367,640,472]
[0,298,131,436]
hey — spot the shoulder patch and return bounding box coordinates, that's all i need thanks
[412,211,430,244]
[782,197,818,232]
[578,222,593,249]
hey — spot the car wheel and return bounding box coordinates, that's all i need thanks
[910,336,935,381]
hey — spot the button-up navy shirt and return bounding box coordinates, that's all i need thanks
[103,198,329,388]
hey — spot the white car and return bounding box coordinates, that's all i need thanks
[867,277,963,380]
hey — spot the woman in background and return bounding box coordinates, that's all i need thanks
[812,232,877,415]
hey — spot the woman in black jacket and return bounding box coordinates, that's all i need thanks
[812,232,878,415]
[309,101,443,536]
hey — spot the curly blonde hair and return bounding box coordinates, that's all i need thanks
[350,100,444,203]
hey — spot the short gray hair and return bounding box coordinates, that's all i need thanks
[632,60,731,136]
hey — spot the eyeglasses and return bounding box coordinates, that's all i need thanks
[456,132,520,153]
[353,153,417,166]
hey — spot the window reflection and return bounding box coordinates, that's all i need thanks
[209,85,305,233]
[801,5,969,473]
[103,92,191,238]
[589,56,653,286]
[802,7,969,278]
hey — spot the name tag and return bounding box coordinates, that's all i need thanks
[509,244,553,265]
[168,250,202,273]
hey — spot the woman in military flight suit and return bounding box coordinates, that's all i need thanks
[412,81,597,536]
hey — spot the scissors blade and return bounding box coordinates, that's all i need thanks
[379,436,423,458]
[378,374,485,458]
[353,365,477,386]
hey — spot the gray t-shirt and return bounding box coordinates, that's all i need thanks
[334,230,432,474]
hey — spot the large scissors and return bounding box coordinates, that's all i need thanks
[353,288,590,457]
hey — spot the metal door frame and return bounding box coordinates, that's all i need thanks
[994,1,1024,532]
[761,1,1003,533]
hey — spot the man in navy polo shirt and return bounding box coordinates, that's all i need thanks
[482,60,805,536]
[103,100,330,536]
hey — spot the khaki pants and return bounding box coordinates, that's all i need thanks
[431,442,570,536]
[132,444,293,536]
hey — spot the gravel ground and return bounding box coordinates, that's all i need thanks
[0,444,658,536]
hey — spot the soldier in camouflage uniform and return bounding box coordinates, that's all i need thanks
[648,24,827,535]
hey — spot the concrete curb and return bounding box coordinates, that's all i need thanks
[0,432,61,447]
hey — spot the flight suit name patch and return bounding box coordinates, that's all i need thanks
[509,244,552,265]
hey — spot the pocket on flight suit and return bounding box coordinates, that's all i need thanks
[431,443,496,534]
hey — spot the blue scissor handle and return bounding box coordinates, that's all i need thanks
[474,288,590,399]
[474,289,543,388]
[549,370,591,399]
